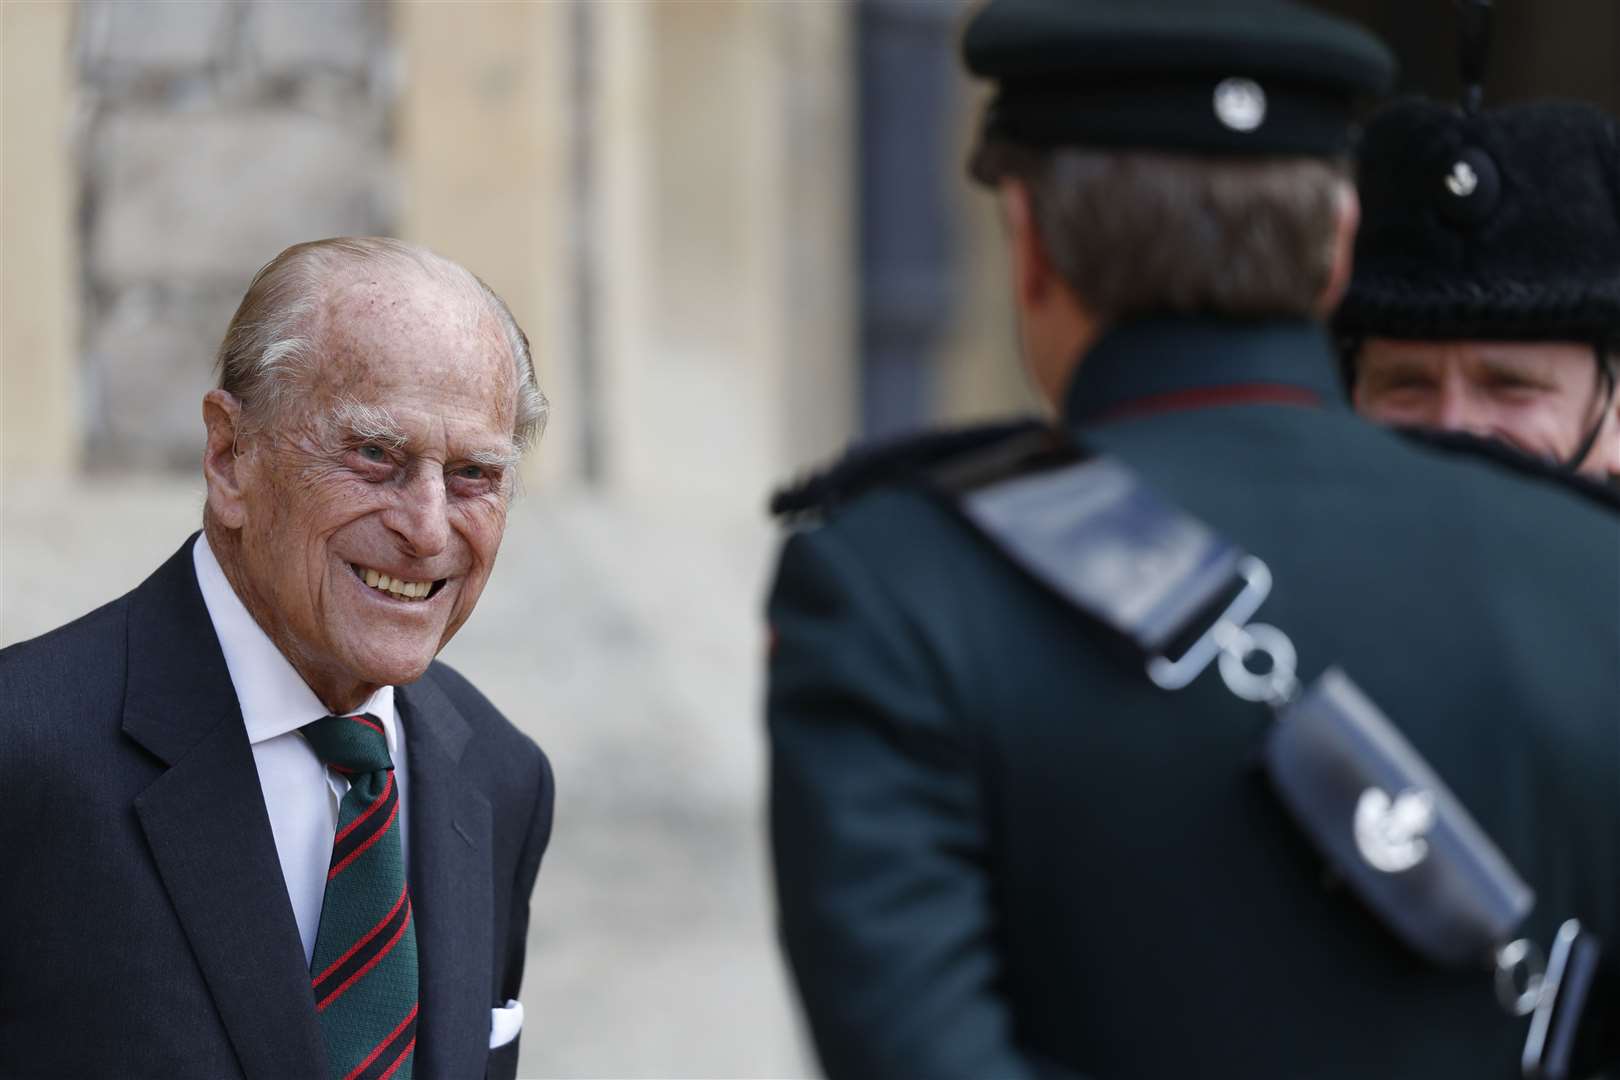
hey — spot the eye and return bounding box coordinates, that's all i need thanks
[453,464,485,480]
[1485,375,1542,394]
[358,444,388,463]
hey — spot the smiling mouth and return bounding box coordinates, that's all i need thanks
[349,563,448,602]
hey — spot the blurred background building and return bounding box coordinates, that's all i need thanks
[2,1,1616,1076]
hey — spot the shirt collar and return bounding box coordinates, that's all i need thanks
[191,534,397,753]
[1061,315,1345,428]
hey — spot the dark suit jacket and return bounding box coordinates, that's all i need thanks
[768,318,1620,1079]
[0,538,554,1080]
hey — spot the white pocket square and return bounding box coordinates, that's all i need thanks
[490,999,524,1049]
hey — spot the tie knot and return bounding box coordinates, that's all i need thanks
[302,713,394,775]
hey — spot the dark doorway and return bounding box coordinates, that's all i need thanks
[1310,0,1620,110]
[856,0,960,439]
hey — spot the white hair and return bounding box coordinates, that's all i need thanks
[215,237,548,452]
[328,398,408,449]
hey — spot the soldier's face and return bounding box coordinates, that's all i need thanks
[1353,339,1620,478]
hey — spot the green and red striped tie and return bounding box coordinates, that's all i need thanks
[302,713,418,1080]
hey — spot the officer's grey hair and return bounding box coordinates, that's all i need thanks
[215,236,548,453]
[971,139,1347,319]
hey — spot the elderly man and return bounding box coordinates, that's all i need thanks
[0,237,553,1080]
[1338,97,1620,482]
[766,2,1620,1077]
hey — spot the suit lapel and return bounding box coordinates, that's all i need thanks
[122,538,328,1080]
[401,670,495,1080]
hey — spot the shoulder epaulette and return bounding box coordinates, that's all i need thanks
[1397,427,1620,515]
[769,419,1054,522]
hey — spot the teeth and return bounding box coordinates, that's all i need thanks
[352,564,432,601]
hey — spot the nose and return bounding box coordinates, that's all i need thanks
[382,466,451,558]
[1432,377,1491,437]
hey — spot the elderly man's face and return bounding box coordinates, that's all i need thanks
[222,271,519,707]
[1354,339,1619,477]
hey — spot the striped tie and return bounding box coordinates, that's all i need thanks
[302,713,418,1080]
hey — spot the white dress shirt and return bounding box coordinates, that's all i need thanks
[191,534,408,968]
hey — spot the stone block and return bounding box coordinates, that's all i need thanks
[90,109,389,287]
[84,289,243,469]
[79,0,234,73]
[245,0,384,74]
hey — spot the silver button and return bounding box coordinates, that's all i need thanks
[1213,78,1266,132]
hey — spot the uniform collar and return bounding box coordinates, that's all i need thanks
[191,533,397,750]
[1061,315,1344,428]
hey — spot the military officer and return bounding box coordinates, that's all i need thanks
[1337,96,1620,482]
[765,2,1620,1078]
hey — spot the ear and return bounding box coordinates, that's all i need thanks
[202,390,249,530]
[1315,180,1360,317]
[999,178,1058,310]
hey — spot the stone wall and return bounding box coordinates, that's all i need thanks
[65,0,858,513]
[76,0,397,469]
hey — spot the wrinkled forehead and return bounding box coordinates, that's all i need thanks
[308,266,518,409]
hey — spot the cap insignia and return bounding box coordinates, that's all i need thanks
[1435,147,1501,226]
[1213,78,1266,133]
[1445,160,1479,198]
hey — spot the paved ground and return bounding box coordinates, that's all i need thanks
[1,473,816,1079]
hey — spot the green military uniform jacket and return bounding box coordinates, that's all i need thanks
[767,317,1620,1079]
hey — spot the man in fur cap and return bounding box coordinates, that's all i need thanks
[1338,97,1620,481]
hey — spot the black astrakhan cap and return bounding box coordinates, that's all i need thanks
[1337,98,1620,345]
[962,0,1395,157]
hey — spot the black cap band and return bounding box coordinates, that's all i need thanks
[986,76,1358,156]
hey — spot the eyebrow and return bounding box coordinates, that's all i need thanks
[1475,354,1557,384]
[328,400,408,448]
[1360,357,1434,383]
[466,444,522,471]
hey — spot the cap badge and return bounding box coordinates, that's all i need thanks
[1445,160,1479,198]
[1435,147,1500,226]
[1213,78,1266,133]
